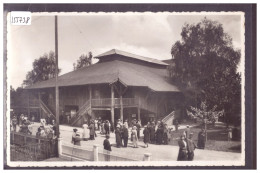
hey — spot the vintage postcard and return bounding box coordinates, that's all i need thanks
[4,7,249,168]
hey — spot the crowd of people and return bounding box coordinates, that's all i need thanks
[10,113,58,141]
[11,114,33,134]
[71,118,175,151]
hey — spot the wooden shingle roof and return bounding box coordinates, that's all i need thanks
[26,50,180,92]
[95,49,168,66]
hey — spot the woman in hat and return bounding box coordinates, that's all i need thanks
[89,121,95,140]
[143,125,150,148]
[115,125,122,148]
[149,122,156,144]
[82,121,89,141]
[177,134,188,161]
[72,128,81,146]
[131,126,138,148]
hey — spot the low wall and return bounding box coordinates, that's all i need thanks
[60,142,150,161]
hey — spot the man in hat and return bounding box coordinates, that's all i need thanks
[103,134,111,161]
[122,124,129,147]
[12,115,18,132]
[136,120,141,139]
[197,128,206,149]
[186,133,197,161]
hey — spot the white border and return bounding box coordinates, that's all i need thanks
[5,11,246,167]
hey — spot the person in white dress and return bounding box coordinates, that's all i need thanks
[82,122,90,141]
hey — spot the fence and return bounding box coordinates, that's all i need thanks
[61,142,151,161]
[10,131,58,161]
[11,143,54,161]
[91,98,138,108]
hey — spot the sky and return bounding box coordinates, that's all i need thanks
[7,12,243,89]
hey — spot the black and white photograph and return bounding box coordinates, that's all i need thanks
[3,3,256,168]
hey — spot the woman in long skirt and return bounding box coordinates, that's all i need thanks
[115,125,122,148]
[131,126,138,148]
[177,134,188,161]
[143,125,150,148]
[82,122,89,141]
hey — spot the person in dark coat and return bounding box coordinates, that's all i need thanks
[72,128,81,146]
[103,134,112,151]
[149,122,156,144]
[110,122,115,133]
[89,122,95,140]
[186,133,197,161]
[156,124,163,145]
[103,134,111,161]
[197,129,206,149]
[177,134,188,161]
[122,124,129,147]
[104,120,110,135]
[115,125,122,148]
[143,125,150,148]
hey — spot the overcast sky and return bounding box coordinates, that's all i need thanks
[7,13,243,89]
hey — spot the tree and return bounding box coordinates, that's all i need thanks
[73,52,93,70]
[22,51,61,87]
[187,101,224,141]
[169,18,241,125]
[187,101,224,125]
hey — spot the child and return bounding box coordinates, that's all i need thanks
[103,134,112,151]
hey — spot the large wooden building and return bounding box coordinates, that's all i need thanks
[24,49,184,126]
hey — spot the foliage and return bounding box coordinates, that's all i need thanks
[22,51,61,87]
[187,101,224,124]
[10,86,27,108]
[73,52,93,70]
[169,18,241,124]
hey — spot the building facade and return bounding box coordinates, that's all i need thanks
[22,49,184,126]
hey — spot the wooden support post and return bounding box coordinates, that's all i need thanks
[38,92,41,120]
[119,85,123,121]
[111,85,115,126]
[89,86,92,117]
[137,98,141,121]
[120,95,123,121]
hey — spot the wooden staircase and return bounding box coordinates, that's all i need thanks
[39,99,56,120]
[162,110,175,126]
[70,100,91,126]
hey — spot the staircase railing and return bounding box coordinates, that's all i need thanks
[39,99,56,120]
[70,100,90,125]
[162,110,175,125]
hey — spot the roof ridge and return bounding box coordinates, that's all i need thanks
[95,49,168,66]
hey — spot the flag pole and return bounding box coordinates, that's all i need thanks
[55,15,60,139]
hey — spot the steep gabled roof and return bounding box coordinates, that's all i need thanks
[26,60,180,92]
[95,49,168,66]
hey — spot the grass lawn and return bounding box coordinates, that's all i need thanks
[167,121,241,153]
